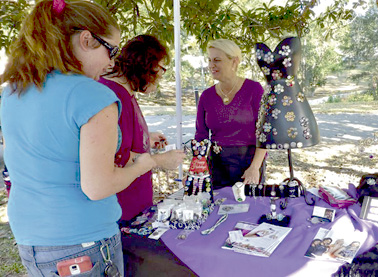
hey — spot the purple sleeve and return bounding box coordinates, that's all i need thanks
[195,91,210,141]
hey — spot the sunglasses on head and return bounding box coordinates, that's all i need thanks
[90,32,119,60]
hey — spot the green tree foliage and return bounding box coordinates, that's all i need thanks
[0,0,31,52]
[299,23,345,97]
[0,0,366,94]
[0,0,363,51]
[339,1,378,99]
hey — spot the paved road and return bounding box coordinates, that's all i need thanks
[145,112,378,146]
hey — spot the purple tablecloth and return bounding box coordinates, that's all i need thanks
[161,186,378,277]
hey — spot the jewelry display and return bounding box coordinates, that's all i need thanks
[258,197,290,227]
[232,182,246,202]
[258,184,263,197]
[238,183,305,199]
[201,214,228,235]
[263,184,268,197]
[212,141,222,154]
[279,182,285,198]
[288,180,298,197]
[270,184,276,197]
[184,139,214,201]
[254,37,318,218]
[252,184,257,199]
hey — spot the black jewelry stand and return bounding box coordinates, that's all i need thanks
[257,149,315,227]
[258,198,291,227]
[280,149,315,210]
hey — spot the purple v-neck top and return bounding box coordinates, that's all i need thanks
[195,79,264,147]
[99,77,153,221]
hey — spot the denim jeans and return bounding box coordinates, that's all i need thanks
[17,232,123,276]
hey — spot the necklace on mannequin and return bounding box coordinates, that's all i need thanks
[218,77,238,104]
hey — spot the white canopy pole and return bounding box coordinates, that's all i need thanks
[174,0,183,184]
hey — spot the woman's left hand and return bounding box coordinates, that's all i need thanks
[241,166,260,185]
[150,132,168,149]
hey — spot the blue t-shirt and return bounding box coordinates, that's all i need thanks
[1,72,122,246]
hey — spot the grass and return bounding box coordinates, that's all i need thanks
[0,189,26,277]
[314,94,378,115]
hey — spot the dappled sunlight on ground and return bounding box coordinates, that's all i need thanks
[0,204,8,223]
[266,142,377,190]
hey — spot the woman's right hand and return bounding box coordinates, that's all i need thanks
[152,150,186,170]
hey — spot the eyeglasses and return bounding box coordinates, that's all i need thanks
[90,32,119,60]
[158,64,167,75]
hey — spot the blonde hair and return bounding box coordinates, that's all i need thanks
[1,0,119,95]
[207,39,242,63]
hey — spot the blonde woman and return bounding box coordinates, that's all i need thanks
[195,39,267,189]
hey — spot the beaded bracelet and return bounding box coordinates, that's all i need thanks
[252,184,257,199]
[258,184,263,197]
[270,184,276,197]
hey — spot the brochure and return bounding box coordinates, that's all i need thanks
[221,221,258,250]
[304,218,367,263]
[311,206,336,223]
[229,222,292,257]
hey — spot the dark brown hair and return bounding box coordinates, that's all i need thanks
[1,0,119,95]
[107,35,170,92]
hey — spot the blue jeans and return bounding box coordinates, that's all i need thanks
[17,232,123,276]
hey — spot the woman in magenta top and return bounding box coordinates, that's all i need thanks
[99,35,185,221]
[195,39,267,189]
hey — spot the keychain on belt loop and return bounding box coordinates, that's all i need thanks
[100,243,120,277]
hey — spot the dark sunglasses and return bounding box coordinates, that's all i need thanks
[158,64,167,74]
[90,32,119,59]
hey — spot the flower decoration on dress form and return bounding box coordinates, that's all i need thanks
[259,133,267,143]
[278,45,291,56]
[264,52,275,64]
[282,96,293,106]
[256,49,264,60]
[255,37,320,151]
[287,127,298,139]
[263,104,271,115]
[268,94,277,106]
[285,111,295,122]
[272,108,281,119]
[297,92,305,102]
[262,67,270,75]
[285,75,295,87]
[272,70,283,80]
[256,129,261,138]
[303,129,312,139]
[283,57,292,68]
[263,122,272,133]
[274,84,284,94]
[300,117,309,128]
